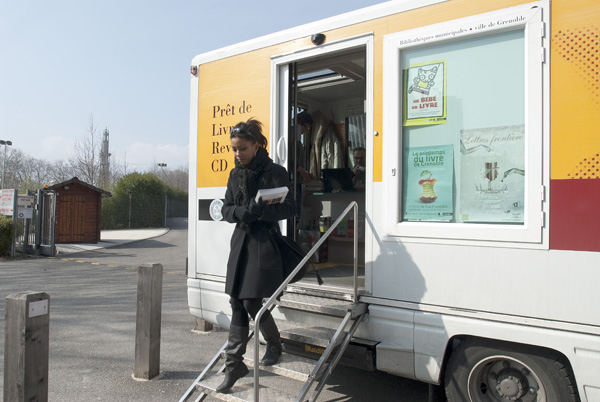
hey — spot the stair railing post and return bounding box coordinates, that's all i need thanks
[353,202,358,303]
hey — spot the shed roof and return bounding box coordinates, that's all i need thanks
[46,177,112,198]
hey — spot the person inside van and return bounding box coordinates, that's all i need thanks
[296,111,313,183]
[352,146,366,191]
[297,110,343,182]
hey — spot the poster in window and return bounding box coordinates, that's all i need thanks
[403,60,447,126]
[459,125,525,223]
[403,144,454,221]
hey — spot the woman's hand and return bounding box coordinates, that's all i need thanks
[248,198,265,217]
[297,166,313,183]
[234,206,258,224]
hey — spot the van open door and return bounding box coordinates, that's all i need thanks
[273,37,373,294]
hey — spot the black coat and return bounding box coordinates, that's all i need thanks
[222,158,296,299]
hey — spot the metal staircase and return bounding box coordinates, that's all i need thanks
[179,202,367,402]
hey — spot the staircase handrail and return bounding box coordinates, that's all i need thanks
[253,200,359,402]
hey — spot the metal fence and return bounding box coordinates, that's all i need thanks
[101,194,188,230]
[10,191,187,256]
[14,190,56,256]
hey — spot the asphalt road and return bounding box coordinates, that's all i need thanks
[0,217,429,401]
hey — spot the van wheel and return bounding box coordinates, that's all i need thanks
[444,338,579,402]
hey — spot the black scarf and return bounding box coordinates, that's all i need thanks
[233,147,270,208]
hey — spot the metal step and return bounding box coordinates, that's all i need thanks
[182,292,369,402]
[250,319,338,349]
[275,319,376,371]
[281,324,339,349]
[277,292,367,319]
[196,368,297,402]
[284,285,358,301]
[244,343,319,382]
[251,318,347,352]
[251,318,375,372]
[199,342,329,402]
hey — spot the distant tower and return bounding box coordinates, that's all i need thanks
[100,128,111,188]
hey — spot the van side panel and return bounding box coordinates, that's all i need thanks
[549,0,600,253]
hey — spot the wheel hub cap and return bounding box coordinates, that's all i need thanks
[495,368,528,400]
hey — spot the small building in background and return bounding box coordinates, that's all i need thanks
[47,177,111,244]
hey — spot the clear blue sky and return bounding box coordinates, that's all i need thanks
[0,0,385,171]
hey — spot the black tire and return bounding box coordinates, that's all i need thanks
[444,338,579,402]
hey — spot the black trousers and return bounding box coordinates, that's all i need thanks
[230,297,272,327]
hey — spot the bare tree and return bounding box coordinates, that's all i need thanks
[49,159,75,184]
[168,166,189,192]
[70,114,101,186]
[107,154,127,190]
[0,116,185,194]
[149,163,188,192]
[21,156,52,190]
[3,149,55,191]
[1,146,17,189]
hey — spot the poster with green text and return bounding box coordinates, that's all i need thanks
[403,60,447,126]
[403,144,454,221]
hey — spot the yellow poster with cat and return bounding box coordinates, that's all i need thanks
[403,60,447,126]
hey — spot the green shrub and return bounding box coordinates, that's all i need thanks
[0,215,13,256]
[101,173,168,229]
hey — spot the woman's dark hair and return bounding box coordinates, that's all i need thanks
[230,119,268,148]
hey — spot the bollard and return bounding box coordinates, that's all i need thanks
[4,291,50,402]
[134,263,163,380]
[193,317,213,333]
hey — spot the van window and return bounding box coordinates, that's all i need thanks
[401,29,525,224]
[382,6,546,244]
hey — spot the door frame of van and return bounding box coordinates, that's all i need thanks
[270,33,375,294]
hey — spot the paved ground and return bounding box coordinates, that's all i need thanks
[55,227,170,256]
[1,218,430,401]
[1,218,227,401]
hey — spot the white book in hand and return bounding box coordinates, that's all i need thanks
[255,186,289,204]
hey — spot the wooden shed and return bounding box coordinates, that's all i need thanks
[47,177,111,244]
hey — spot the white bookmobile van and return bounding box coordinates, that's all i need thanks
[186,0,600,400]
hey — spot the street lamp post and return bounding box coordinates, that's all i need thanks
[157,163,168,227]
[0,140,12,189]
[157,163,167,180]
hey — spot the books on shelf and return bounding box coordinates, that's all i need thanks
[255,186,289,204]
